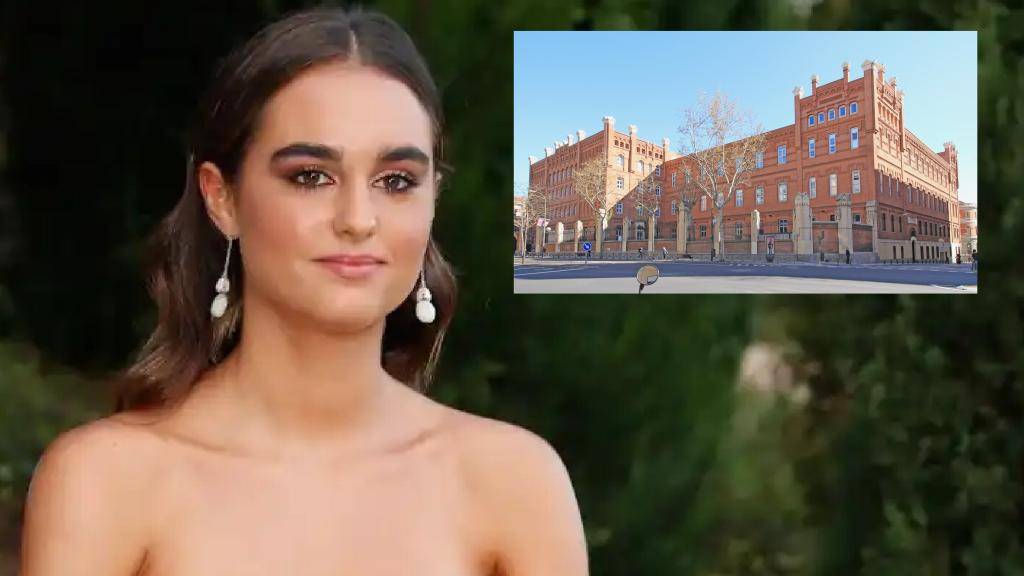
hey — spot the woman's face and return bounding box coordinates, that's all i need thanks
[209,62,436,331]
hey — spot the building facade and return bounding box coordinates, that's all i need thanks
[959,201,978,258]
[525,60,962,262]
[527,119,678,249]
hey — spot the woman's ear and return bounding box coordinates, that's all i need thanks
[198,161,239,237]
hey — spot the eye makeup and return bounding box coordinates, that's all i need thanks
[373,170,420,193]
[270,142,431,193]
[286,166,336,189]
[280,165,421,194]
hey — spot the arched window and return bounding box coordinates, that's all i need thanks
[616,155,624,168]
[638,160,645,174]
[636,221,647,240]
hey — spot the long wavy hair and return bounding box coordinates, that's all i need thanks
[112,7,457,411]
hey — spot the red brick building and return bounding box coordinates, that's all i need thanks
[526,60,962,262]
[959,201,978,259]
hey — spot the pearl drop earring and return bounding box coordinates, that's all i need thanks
[210,236,234,319]
[415,269,435,324]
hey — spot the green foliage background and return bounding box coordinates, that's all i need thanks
[0,0,1019,574]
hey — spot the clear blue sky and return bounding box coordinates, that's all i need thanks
[514,31,977,204]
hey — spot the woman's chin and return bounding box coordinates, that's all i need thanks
[306,298,392,332]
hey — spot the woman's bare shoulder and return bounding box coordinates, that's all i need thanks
[437,406,589,574]
[20,415,163,575]
[440,407,563,473]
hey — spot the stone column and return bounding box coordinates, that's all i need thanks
[750,209,760,255]
[574,220,583,253]
[622,217,630,252]
[837,193,853,255]
[865,200,878,258]
[555,221,564,253]
[794,193,813,256]
[595,209,606,254]
[677,204,690,254]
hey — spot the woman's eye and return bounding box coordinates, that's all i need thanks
[291,169,334,188]
[376,172,418,193]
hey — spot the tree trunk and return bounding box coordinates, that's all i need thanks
[520,225,526,264]
[716,205,725,259]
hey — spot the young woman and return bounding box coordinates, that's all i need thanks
[20,8,587,575]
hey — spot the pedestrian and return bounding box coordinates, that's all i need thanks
[971,249,978,271]
[710,247,715,262]
[638,247,643,260]
[845,248,851,265]
[662,246,668,260]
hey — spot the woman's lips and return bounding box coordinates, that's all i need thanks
[314,256,385,280]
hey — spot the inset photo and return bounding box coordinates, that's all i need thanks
[514,31,977,293]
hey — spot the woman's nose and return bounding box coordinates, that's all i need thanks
[332,183,378,239]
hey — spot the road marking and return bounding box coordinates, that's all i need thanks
[929,284,975,291]
[514,266,590,277]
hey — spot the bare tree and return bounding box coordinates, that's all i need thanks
[632,169,661,246]
[674,167,701,242]
[678,91,766,258]
[572,158,612,254]
[513,182,553,264]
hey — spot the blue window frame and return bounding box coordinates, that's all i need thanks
[851,102,858,114]
[808,115,815,126]
[808,138,815,159]
[828,133,836,154]
[777,145,787,165]
[818,112,825,123]
[828,109,835,121]
[839,105,847,117]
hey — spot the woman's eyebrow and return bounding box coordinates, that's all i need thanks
[270,142,342,163]
[378,146,429,166]
[269,143,429,166]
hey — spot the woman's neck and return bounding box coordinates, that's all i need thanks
[207,297,394,456]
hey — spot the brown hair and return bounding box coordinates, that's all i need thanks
[113,7,456,411]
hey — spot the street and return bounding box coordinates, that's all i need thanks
[513,259,978,293]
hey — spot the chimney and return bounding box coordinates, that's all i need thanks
[793,86,804,98]
[662,137,670,149]
[544,147,552,158]
[628,124,637,137]
[878,63,885,84]
[861,59,877,77]
[811,74,819,94]
[842,61,850,83]
[528,155,536,165]
[890,76,898,88]
[603,116,615,131]
[577,129,585,141]
[566,134,572,146]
